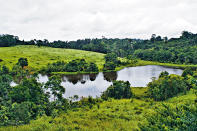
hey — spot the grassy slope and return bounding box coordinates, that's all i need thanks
[135,60,197,69]
[0,45,105,71]
[0,45,196,73]
[1,88,195,131]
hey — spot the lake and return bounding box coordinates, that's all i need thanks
[37,65,183,98]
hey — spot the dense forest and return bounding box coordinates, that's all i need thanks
[0,31,197,65]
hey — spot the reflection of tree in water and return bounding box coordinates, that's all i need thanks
[103,71,117,82]
[89,73,98,81]
[61,73,98,84]
[62,74,84,84]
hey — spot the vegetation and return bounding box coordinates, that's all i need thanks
[41,59,99,74]
[1,31,197,65]
[0,31,197,130]
[0,45,105,71]
[0,58,196,130]
[101,80,133,100]
[1,88,196,131]
[147,73,188,101]
[0,64,70,126]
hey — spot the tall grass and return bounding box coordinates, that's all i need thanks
[1,88,195,131]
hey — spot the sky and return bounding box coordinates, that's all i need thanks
[0,0,197,41]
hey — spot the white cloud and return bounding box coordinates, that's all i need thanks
[0,0,197,41]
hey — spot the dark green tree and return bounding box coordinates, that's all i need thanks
[101,80,132,99]
[17,58,28,68]
[148,74,187,101]
[44,76,65,101]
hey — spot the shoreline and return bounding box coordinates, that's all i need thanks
[49,60,197,75]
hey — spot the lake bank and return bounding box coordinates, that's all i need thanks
[37,65,183,98]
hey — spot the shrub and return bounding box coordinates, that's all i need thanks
[148,73,188,101]
[17,58,28,68]
[101,80,132,99]
[103,62,116,71]
[139,102,197,131]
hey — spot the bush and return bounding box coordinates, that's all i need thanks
[103,62,116,71]
[101,80,132,99]
[85,62,99,72]
[148,73,188,101]
[182,67,194,77]
[17,58,28,68]
[139,102,197,131]
[43,59,99,73]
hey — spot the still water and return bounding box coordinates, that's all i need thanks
[37,65,183,98]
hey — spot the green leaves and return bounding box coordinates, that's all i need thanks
[148,73,188,101]
[17,58,28,68]
[44,76,65,101]
[102,80,132,100]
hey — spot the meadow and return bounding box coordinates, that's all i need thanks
[0,45,105,71]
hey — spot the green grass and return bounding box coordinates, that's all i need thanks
[0,45,106,71]
[1,88,195,131]
[1,45,196,74]
[135,60,197,69]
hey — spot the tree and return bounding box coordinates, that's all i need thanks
[181,31,193,39]
[163,36,168,43]
[150,34,156,43]
[103,62,116,71]
[159,71,169,78]
[155,36,162,41]
[2,65,9,74]
[148,74,187,101]
[44,76,65,101]
[86,62,99,72]
[101,80,132,99]
[17,58,28,68]
[182,67,193,77]
[104,53,118,63]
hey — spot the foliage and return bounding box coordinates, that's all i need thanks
[148,73,188,101]
[159,71,169,78]
[101,80,132,99]
[139,100,197,131]
[17,58,28,68]
[0,64,69,126]
[103,53,120,71]
[0,45,105,71]
[44,76,65,101]
[103,62,116,71]
[182,67,194,77]
[1,89,196,131]
[42,59,99,74]
[1,31,197,65]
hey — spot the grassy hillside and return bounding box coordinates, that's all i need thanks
[1,88,195,131]
[0,45,196,73]
[0,45,105,70]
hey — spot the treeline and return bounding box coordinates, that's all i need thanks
[132,31,197,64]
[41,59,99,74]
[1,31,197,64]
[40,53,128,74]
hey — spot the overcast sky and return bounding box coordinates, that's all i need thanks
[0,0,197,41]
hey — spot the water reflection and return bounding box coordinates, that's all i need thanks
[36,65,183,98]
[62,73,99,84]
[103,72,117,82]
